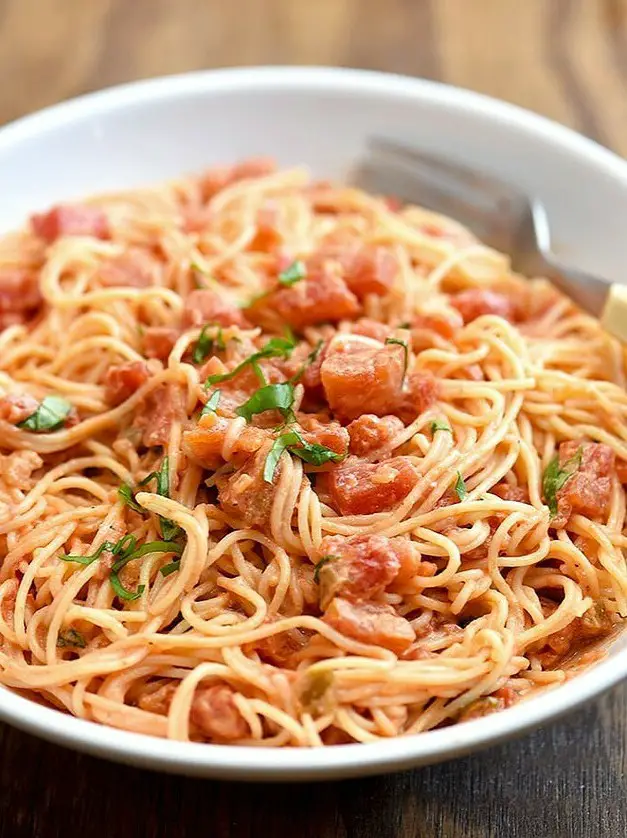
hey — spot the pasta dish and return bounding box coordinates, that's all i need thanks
[0,159,624,747]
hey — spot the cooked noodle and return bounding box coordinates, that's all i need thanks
[0,159,625,746]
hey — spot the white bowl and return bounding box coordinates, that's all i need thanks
[1,66,626,781]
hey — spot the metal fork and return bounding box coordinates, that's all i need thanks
[354,137,613,320]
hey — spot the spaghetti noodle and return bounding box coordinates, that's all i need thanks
[0,158,625,747]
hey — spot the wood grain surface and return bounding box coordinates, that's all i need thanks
[0,1,626,836]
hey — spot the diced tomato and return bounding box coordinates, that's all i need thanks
[103,362,149,406]
[552,441,614,528]
[492,482,528,503]
[98,249,158,288]
[0,268,43,330]
[328,457,419,515]
[190,684,248,740]
[217,444,277,528]
[339,246,398,298]
[254,626,311,667]
[349,318,392,343]
[317,534,406,608]
[142,327,179,361]
[137,682,177,716]
[132,383,185,447]
[297,414,349,456]
[534,602,613,667]
[321,344,405,421]
[323,598,416,654]
[30,204,109,243]
[183,412,269,469]
[199,357,283,417]
[248,204,283,252]
[0,450,43,488]
[248,269,360,330]
[182,289,250,330]
[0,393,39,424]
[347,414,404,456]
[411,310,463,342]
[399,371,439,423]
[450,289,516,324]
[198,158,276,202]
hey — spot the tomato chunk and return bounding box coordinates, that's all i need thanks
[217,445,277,528]
[183,413,268,469]
[132,383,185,447]
[183,289,250,330]
[31,204,109,243]
[321,344,405,421]
[347,414,404,456]
[248,269,360,330]
[253,625,311,667]
[328,457,419,515]
[99,249,158,288]
[317,534,411,608]
[142,327,179,361]
[190,684,248,740]
[297,415,349,456]
[0,268,42,330]
[103,362,149,406]
[0,393,39,424]
[312,244,398,299]
[553,441,614,527]
[323,598,416,654]
[450,289,516,324]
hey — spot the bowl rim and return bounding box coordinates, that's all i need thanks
[2,65,627,780]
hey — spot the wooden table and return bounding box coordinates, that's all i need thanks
[0,1,626,835]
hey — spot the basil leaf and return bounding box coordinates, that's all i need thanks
[57,628,87,649]
[454,471,468,501]
[542,446,583,517]
[139,456,170,497]
[264,432,298,483]
[385,337,409,382]
[236,382,295,423]
[313,555,337,584]
[159,518,183,541]
[200,390,221,418]
[18,395,73,433]
[118,483,143,513]
[160,559,181,577]
[205,335,296,387]
[430,420,452,434]
[193,324,224,364]
[110,539,183,601]
[264,429,346,483]
[278,260,307,287]
[60,540,117,565]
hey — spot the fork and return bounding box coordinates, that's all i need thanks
[354,138,626,338]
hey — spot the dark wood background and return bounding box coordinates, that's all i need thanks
[1,1,626,836]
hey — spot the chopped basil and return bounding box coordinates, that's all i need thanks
[290,340,323,383]
[205,334,296,387]
[236,381,296,424]
[454,471,468,501]
[125,457,184,542]
[117,483,143,513]
[57,628,86,649]
[139,456,171,497]
[160,559,181,577]
[542,446,583,517]
[17,395,73,433]
[430,420,452,434]
[313,555,337,584]
[385,337,409,382]
[60,540,115,566]
[109,538,183,600]
[264,430,346,483]
[200,389,221,418]
[278,260,307,287]
[397,321,411,329]
[193,324,225,364]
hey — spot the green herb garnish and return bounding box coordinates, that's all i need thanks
[160,559,181,577]
[124,457,183,542]
[205,335,296,387]
[193,324,225,364]
[278,260,307,287]
[542,446,583,517]
[117,483,144,513]
[17,395,73,433]
[264,430,346,483]
[313,555,337,584]
[57,628,87,649]
[454,471,468,501]
[430,420,452,434]
[236,381,296,424]
[385,337,409,382]
[200,389,221,418]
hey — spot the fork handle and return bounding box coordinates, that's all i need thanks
[537,255,611,319]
